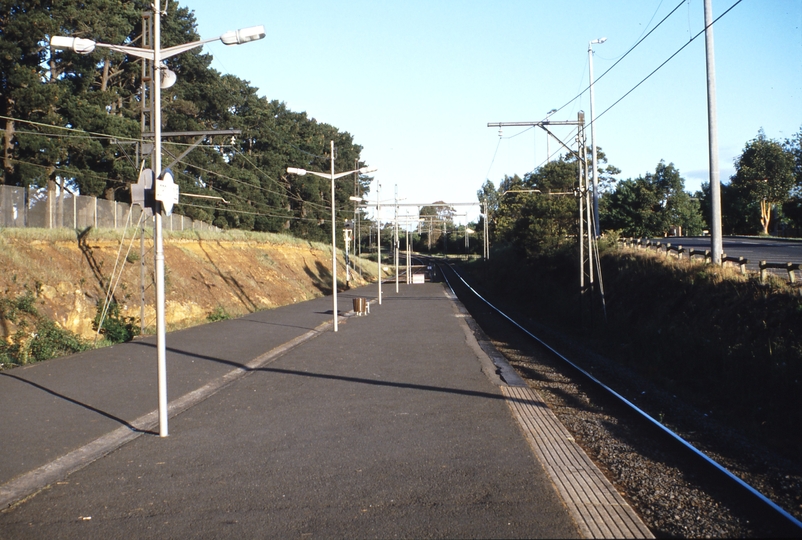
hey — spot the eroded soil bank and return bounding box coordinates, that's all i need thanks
[0,228,379,342]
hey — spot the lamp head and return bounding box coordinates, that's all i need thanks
[221,25,266,45]
[286,167,307,176]
[358,167,378,174]
[590,37,607,45]
[51,36,96,54]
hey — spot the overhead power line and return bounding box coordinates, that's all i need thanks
[551,0,688,117]
[595,0,744,123]
[488,0,743,182]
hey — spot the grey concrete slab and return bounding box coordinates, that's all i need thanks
[0,283,580,538]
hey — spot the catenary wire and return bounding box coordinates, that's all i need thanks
[551,0,688,118]
[595,0,744,124]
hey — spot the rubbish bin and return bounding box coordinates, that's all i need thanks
[353,297,367,316]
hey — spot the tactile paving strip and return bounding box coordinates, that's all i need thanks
[502,385,654,539]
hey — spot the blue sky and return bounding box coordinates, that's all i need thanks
[185,0,801,224]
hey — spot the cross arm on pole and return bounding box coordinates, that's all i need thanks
[540,125,585,163]
[160,129,242,172]
[487,120,585,163]
[487,120,581,128]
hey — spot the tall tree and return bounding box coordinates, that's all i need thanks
[787,126,802,192]
[602,177,662,237]
[782,127,802,233]
[729,130,796,235]
[601,161,705,237]
[1,0,372,239]
[45,0,143,197]
[1,0,61,186]
[491,156,581,259]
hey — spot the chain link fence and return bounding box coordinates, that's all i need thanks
[0,185,217,232]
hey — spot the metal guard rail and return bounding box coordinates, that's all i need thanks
[619,238,800,284]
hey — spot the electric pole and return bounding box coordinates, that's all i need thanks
[704,0,723,264]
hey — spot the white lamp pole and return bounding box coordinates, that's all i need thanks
[330,141,337,330]
[52,5,265,437]
[394,185,399,293]
[588,37,606,237]
[153,9,167,436]
[353,188,392,304]
[287,147,376,331]
[377,182,382,304]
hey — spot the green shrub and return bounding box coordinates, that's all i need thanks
[0,290,37,322]
[207,306,231,322]
[0,291,90,368]
[93,300,137,344]
[26,319,91,363]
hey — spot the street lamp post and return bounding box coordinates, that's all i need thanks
[388,188,411,293]
[589,37,606,237]
[354,190,395,305]
[52,5,265,438]
[377,183,382,304]
[287,142,376,331]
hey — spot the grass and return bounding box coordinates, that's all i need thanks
[461,245,802,460]
[0,225,333,249]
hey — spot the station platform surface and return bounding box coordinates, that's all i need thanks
[0,280,651,538]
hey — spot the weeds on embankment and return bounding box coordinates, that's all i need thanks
[0,226,383,369]
[463,245,802,461]
[0,289,91,369]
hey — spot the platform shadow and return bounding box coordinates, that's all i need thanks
[0,372,156,435]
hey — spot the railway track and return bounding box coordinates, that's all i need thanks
[431,258,802,538]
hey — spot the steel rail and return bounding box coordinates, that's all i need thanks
[436,260,802,537]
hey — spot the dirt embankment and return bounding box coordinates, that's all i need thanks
[0,229,378,341]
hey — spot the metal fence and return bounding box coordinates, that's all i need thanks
[619,237,802,285]
[0,185,217,232]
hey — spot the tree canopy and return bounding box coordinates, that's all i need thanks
[481,154,582,260]
[602,161,705,238]
[1,0,373,243]
[729,130,796,235]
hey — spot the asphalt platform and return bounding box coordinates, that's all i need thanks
[0,280,583,538]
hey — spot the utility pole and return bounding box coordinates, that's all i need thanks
[578,114,587,312]
[428,218,432,251]
[704,0,723,264]
[589,38,607,237]
[406,221,411,284]
[483,200,489,260]
[394,184,399,293]
[579,113,595,317]
[489,113,600,322]
[354,159,361,277]
[139,10,153,338]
